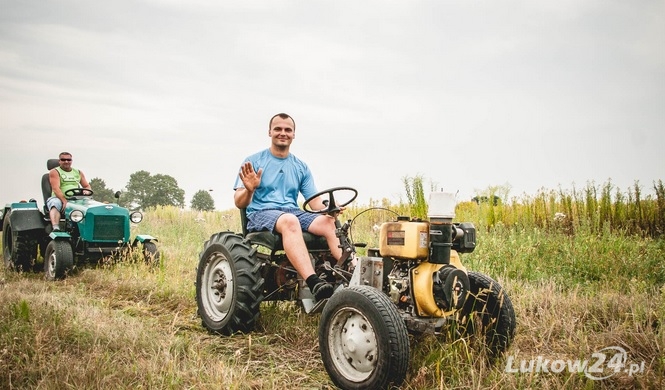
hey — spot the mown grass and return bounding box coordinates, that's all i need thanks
[1,182,664,389]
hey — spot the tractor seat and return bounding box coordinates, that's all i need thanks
[239,208,329,251]
[41,158,60,214]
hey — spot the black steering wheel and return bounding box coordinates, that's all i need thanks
[64,188,94,198]
[302,187,358,215]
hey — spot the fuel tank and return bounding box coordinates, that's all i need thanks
[379,219,429,260]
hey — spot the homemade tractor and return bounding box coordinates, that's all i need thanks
[196,187,516,389]
[1,159,159,280]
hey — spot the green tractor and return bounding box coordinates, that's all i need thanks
[1,158,159,280]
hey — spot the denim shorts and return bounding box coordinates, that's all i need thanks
[247,208,319,233]
[46,196,63,211]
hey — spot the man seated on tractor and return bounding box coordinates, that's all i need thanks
[233,113,340,301]
[47,151,91,231]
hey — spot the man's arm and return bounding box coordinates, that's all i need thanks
[234,188,253,209]
[49,169,66,203]
[307,196,328,211]
[78,170,92,190]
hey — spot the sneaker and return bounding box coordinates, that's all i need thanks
[52,226,61,231]
[311,280,334,301]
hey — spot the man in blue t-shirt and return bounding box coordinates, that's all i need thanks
[234,113,338,301]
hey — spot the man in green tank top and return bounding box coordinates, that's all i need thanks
[46,152,91,231]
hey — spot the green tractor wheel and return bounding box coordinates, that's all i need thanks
[142,241,160,266]
[44,240,74,281]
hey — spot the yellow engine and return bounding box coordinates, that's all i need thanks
[411,252,468,317]
[379,218,429,260]
[379,217,472,318]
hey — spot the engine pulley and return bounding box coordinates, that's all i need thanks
[433,265,470,311]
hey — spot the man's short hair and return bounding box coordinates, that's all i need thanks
[269,113,295,131]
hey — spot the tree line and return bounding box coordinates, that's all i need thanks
[89,170,215,211]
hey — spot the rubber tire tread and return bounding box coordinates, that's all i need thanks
[459,271,516,356]
[142,241,160,266]
[44,240,74,281]
[2,211,38,272]
[319,285,409,390]
[196,232,264,335]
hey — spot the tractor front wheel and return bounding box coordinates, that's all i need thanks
[319,285,410,390]
[44,240,74,281]
[195,232,264,335]
[141,241,160,266]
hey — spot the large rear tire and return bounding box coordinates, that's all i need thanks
[319,285,410,390]
[195,232,264,335]
[457,271,516,356]
[44,240,74,281]
[2,210,38,272]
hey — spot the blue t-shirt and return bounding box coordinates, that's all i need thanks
[234,149,318,215]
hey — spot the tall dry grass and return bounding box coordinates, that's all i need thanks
[467,179,665,238]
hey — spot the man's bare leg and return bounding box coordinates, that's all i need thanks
[307,215,342,261]
[49,207,61,230]
[275,214,333,300]
[308,214,359,271]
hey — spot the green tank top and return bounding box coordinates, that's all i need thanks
[53,167,82,195]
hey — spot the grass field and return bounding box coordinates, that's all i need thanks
[1,182,664,389]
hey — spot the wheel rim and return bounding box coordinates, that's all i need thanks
[327,307,378,382]
[46,250,57,278]
[202,252,234,321]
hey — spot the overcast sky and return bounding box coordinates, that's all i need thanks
[1,0,663,211]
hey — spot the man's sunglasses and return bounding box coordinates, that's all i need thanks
[60,159,72,162]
